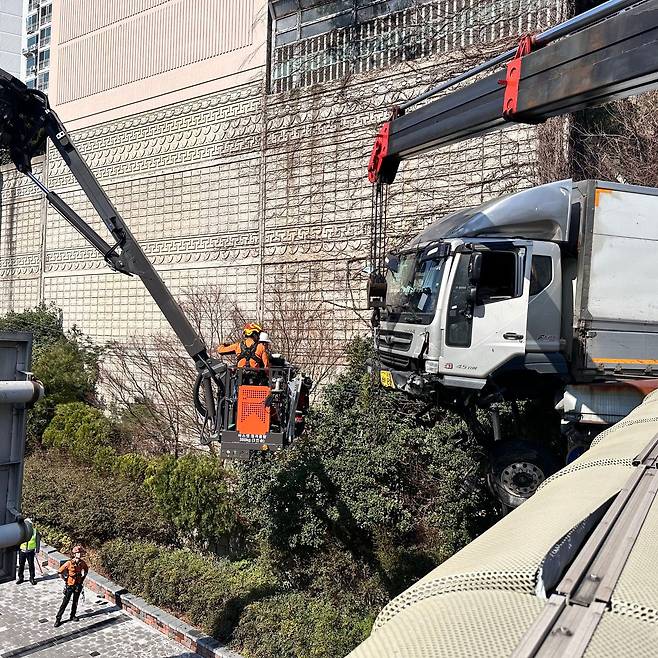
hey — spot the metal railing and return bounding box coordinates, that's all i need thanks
[271,0,566,93]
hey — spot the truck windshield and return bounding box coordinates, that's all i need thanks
[382,253,447,325]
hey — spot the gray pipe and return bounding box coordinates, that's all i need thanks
[0,519,32,549]
[0,380,44,405]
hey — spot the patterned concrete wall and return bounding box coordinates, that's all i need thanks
[0,0,568,364]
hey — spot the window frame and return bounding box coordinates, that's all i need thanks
[445,254,474,348]
[529,255,553,297]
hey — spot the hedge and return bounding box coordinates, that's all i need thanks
[231,592,375,658]
[22,452,173,547]
[98,539,278,639]
[144,454,242,551]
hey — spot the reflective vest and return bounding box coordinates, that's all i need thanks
[20,528,37,551]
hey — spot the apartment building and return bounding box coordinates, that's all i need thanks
[23,0,51,91]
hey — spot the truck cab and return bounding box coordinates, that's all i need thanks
[375,180,571,397]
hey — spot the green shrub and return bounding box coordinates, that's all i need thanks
[237,338,496,595]
[0,303,65,352]
[231,592,375,658]
[145,454,241,551]
[43,402,115,463]
[114,453,149,482]
[36,522,74,553]
[92,445,118,475]
[0,305,101,443]
[22,452,173,546]
[33,338,97,406]
[98,539,278,638]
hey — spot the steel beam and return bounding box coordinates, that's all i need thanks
[378,0,658,183]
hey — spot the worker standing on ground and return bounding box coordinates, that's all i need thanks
[54,545,88,627]
[215,322,270,369]
[16,518,39,585]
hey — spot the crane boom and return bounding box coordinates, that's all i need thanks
[0,70,223,437]
[368,0,658,184]
[0,68,312,457]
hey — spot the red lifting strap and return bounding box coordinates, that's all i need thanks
[500,34,535,120]
[367,121,391,183]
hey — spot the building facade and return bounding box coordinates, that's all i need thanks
[0,0,567,364]
[0,0,23,78]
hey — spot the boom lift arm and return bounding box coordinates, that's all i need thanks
[368,0,658,186]
[0,69,223,439]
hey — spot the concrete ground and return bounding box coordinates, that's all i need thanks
[0,562,201,658]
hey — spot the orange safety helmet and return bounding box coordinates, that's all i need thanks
[72,544,86,557]
[243,322,263,337]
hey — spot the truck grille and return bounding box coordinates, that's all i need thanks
[378,330,413,352]
[379,351,411,370]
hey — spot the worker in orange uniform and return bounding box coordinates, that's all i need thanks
[54,545,89,627]
[215,322,270,369]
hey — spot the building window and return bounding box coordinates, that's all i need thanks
[26,13,38,34]
[38,48,50,71]
[269,0,567,93]
[28,0,41,12]
[26,79,36,89]
[40,26,51,46]
[40,3,52,26]
[37,71,49,92]
[26,55,37,74]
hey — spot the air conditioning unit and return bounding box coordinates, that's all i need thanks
[21,44,38,56]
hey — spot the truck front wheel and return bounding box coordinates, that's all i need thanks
[487,439,560,511]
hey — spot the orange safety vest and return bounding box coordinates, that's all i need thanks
[59,558,88,586]
[216,337,269,368]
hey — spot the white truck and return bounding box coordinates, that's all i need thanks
[366,0,658,508]
[374,179,658,507]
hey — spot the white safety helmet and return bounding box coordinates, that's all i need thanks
[259,332,271,344]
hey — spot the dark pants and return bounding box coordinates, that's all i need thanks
[17,550,35,581]
[57,584,82,620]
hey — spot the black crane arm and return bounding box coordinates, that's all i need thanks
[0,69,221,438]
[368,0,658,184]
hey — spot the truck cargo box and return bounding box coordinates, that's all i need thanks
[574,181,658,380]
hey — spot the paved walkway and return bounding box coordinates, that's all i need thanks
[0,563,201,658]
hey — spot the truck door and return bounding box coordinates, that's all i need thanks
[440,241,531,380]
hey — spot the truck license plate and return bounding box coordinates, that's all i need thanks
[380,370,395,389]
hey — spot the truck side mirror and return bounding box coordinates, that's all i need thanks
[384,254,399,273]
[469,252,482,284]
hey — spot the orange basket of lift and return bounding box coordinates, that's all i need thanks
[237,385,271,435]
